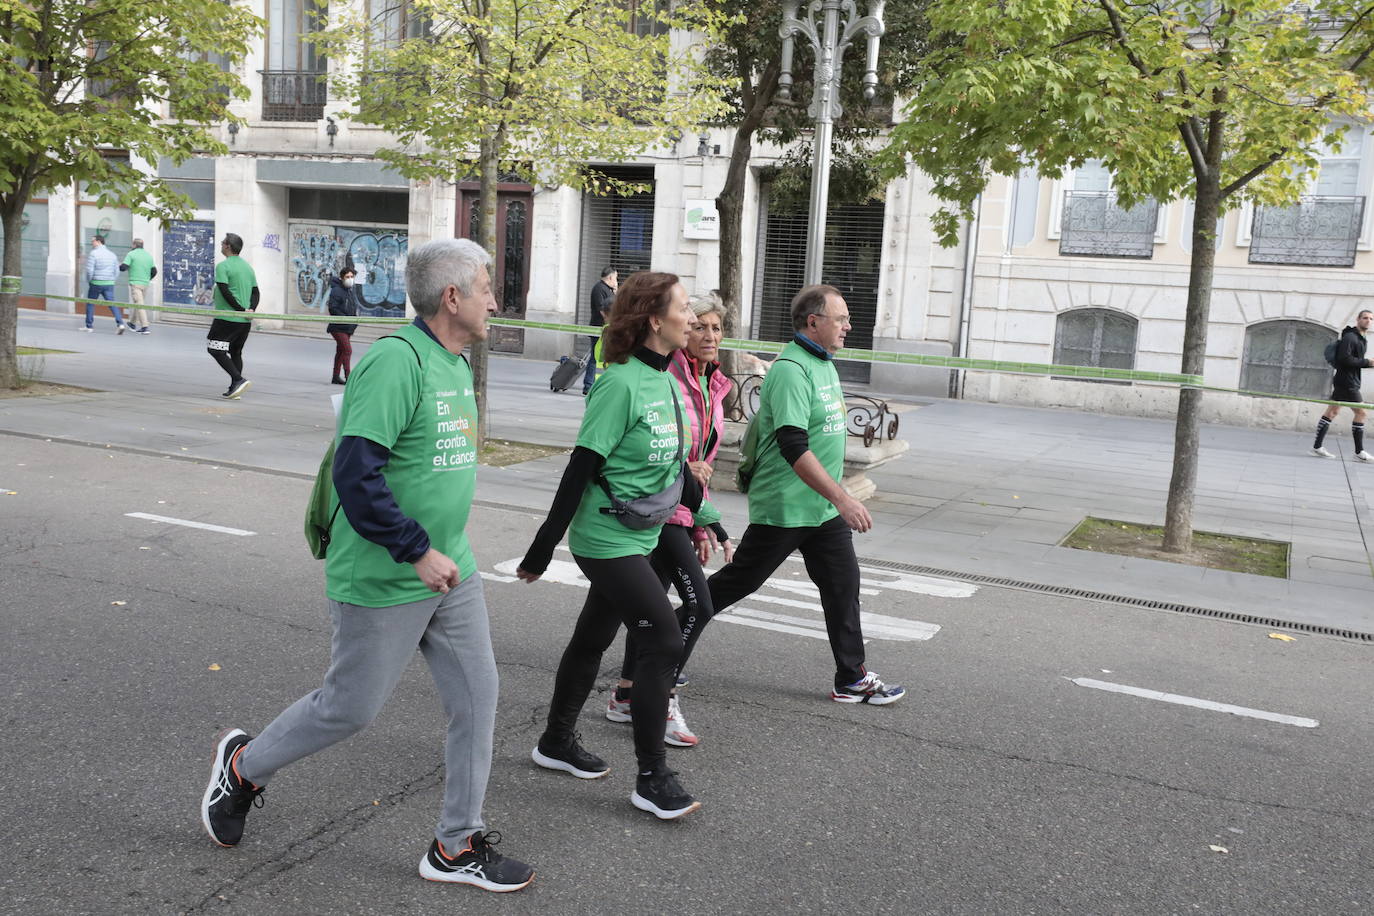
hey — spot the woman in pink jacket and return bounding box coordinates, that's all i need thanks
[605,293,735,747]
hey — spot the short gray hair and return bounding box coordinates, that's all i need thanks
[406,238,492,319]
[689,291,726,322]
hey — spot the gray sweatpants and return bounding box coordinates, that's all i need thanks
[236,573,498,848]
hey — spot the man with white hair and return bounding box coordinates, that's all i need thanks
[200,238,535,892]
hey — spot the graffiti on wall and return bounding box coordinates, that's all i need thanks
[289,223,408,318]
[163,220,217,307]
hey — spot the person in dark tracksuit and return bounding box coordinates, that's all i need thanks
[518,270,706,821]
[326,267,359,385]
[1313,309,1374,461]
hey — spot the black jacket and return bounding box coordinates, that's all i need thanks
[590,279,615,327]
[1334,324,1368,393]
[326,276,359,335]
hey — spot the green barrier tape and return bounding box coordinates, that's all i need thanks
[1,276,21,294]
[56,293,1374,403]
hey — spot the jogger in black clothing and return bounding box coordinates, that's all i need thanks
[1313,309,1374,461]
[518,271,706,820]
[207,233,259,399]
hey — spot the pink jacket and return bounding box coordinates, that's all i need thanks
[667,349,733,530]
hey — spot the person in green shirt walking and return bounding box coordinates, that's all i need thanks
[207,233,259,399]
[200,238,535,892]
[698,284,906,705]
[518,270,707,821]
[119,238,157,334]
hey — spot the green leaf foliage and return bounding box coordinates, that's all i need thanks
[0,0,261,217]
[878,0,1374,245]
[317,0,731,193]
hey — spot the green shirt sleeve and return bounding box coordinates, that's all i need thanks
[693,498,722,527]
[338,342,423,448]
[767,360,813,432]
[575,371,634,458]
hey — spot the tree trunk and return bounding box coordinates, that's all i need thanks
[716,58,780,395]
[473,133,499,446]
[1162,175,1220,553]
[0,197,24,390]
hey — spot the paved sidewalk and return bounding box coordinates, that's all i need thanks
[8,308,1373,634]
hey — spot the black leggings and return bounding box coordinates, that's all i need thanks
[619,524,711,682]
[207,319,250,384]
[544,553,683,774]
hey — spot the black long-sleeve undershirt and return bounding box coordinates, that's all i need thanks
[521,446,605,575]
[333,436,431,564]
[215,282,260,312]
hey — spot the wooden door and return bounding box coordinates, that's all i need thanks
[459,191,532,353]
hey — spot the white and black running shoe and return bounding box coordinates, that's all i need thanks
[831,671,906,705]
[201,728,264,847]
[226,379,252,399]
[418,832,534,892]
[531,733,609,779]
[630,769,701,820]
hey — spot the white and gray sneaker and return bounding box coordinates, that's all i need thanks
[665,695,699,748]
[1356,451,1374,462]
[1312,446,1336,458]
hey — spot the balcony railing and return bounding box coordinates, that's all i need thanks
[1059,191,1159,259]
[1249,195,1365,267]
[260,69,327,122]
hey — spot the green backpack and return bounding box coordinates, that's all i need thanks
[305,335,423,559]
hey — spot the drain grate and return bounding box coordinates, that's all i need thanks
[857,556,1374,643]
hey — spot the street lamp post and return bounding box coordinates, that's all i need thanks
[778,0,885,286]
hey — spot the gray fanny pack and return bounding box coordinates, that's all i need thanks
[598,384,685,530]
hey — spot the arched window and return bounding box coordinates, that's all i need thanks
[1053,308,1138,380]
[1240,320,1334,398]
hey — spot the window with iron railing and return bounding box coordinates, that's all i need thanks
[262,0,326,120]
[1240,320,1333,398]
[1249,196,1365,267]
[1053,308,1137,382]
[1059,191,1160,259]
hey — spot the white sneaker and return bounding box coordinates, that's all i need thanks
[116,323,127,335]
[79,326,93,333]
[1356,451,1374,462]
[1312,446,1335,458]
[605,694,632,723]
[665,695,699,748]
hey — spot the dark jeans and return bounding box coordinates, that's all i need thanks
[84,284,126,328]
[582,335,599,392]
[544,553,682,774]
[620,524,711,682]
[702,516,866,689]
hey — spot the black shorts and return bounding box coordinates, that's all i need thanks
[1331,386,1362,404]
[207,318,251,350]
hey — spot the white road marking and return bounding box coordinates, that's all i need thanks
[480,572,518,583]
[858,566,979,598]
[1069,677,1319,728]
[716,609,833,640]
[494,558,586,587]
[125,512,255,536]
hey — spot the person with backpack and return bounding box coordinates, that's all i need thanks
[1313,309,1374,461]
[604,292,734,747]
[517,271,706,821]
[200,238,536,893]
[690,284,907,705]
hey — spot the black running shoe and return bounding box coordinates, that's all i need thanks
[531,733,609,779]
[227,378,252,399]
[201,728,264,847]
[630,769,701,820]
[418,831,534,892]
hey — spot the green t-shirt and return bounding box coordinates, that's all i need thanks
[746,339,847,527]
[122,248,155,286]
[213,255,256,322]
[325,324,479,607]
[570,356,689,559]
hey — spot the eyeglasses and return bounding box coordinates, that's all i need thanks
[813,312,851,324]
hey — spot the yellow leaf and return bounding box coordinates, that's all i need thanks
[208,663,222,671]
[1268,633,1296,642]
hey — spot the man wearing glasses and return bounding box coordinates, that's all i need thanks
[682,284,907,705]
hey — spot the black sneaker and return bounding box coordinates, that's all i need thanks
[630,769,701,820]
[418,831,534,892]
[831,671,906,705]
[227,378,252,399]
[531,733,609,779]
[201,728,264,847]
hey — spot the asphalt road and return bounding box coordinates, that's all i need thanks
[2,437,1373,915]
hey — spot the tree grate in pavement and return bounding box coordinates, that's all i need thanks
[857,556,1374,644]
